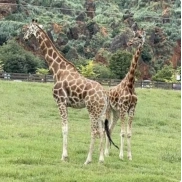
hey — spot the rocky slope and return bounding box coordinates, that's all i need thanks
[0,0,17,19]
[0,0,181,79]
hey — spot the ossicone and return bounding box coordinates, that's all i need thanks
[32,19,38,23]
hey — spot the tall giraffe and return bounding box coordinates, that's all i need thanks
[23,19,116,164]
[105,38,145,160]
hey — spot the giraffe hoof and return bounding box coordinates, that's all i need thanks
[119,155,124,160]
[99,161,104,164]
[84,160,91,165]
[128,156,132,161]
[99,160,104,164]
[61,156,69,162]
[104,150,110,157]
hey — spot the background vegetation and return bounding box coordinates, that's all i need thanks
[0,80,180,182]
[0,0,181,81]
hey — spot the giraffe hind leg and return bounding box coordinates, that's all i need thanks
[98,119,105,163]
[127,115,133,160]
[127,105,136,161]
[84,131,95,165]
[119,109,127,160]
[57,99,69,161]
[84,115,105,165]
[105,109,119,156]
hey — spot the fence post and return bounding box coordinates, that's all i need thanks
[108,79,111,87]
[44,75,47,83]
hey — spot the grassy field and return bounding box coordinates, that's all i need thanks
[0,80,181,182]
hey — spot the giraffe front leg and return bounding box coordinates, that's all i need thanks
[85,116,103,165]
[58,101,68,161]
[84,131,95,165]
[61,122,68,161]
[127,118,132,161]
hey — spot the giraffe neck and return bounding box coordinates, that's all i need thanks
[35,28,77,79]
[125,45,142,89]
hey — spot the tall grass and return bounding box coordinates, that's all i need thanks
[0,80,180,182]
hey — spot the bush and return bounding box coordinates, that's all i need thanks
[79,60,98,78]
[152,65,173,82]
[0,60,4,71]
[0,40,44,73]
[36,68,49,75]
[93,63,112,78]
[141,45,152,63]
[0,21,23,45]
[109,50,132,79]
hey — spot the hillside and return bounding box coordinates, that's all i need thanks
[0,0,181,79]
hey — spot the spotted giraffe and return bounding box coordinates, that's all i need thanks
[105,37,145,160]
[23,19,117,165]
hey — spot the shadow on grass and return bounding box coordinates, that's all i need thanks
[9,157,44,165]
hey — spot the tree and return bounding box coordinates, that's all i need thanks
[109,50,132,79]
[93,63,112,78]
[0,40,45,73]
[0,60,3,71]
[0,21,23,45]
[79,60,98,78]
[36,68,49,75]
[152,64,173,82]
[141,45,152,63]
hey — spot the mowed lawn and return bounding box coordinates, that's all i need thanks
[0,80,181,182]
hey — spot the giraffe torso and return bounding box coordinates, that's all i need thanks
[107,44,143,113]
[108,79,137,112]
[53,71,107,109]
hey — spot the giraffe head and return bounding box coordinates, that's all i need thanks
[23,19,42,41]
[128,27,146,47]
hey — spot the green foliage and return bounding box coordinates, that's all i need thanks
[141,45,152,63]
[72,58,89,70]
[134,8,159,21]
[36,68,49,75]
[0,21,23,45]
[0,60,4,71]
[5,13,25,22]
[176,66,181,75]
[0,40,44,73]
[164,25,180,41]
[153,58,165,71]
[79,60,98,78]
[93,63,112,78]
[170,66,181,83]
[109,50,132,79]
[89,32,110,53]
[0,0,180,81]
[152,64,174,82]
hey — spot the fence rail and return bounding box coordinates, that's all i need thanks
[0,72,181,90]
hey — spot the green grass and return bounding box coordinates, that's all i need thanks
[0,80,181,182]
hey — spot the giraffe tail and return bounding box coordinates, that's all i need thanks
[105,119,119,150]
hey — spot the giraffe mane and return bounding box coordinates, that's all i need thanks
[123,44,142,88]
[35,24,78,72]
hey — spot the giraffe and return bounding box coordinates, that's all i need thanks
[23,19,117,165]
[104,36,145,160]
